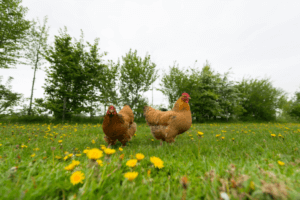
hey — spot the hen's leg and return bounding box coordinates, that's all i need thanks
[104,135,116,146]
[120,134,131,147]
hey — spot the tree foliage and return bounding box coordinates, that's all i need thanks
[159,61,243,122]
[0,77,22,115]
[235,78,283,121]
[23,16,50,115]
[288,90,300,120]
[119,49,158,115]
[42,28,89,120]
[0,0,31,68]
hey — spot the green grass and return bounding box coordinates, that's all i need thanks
[0,122,300,200]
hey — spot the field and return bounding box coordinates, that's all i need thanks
[0,122,300,200]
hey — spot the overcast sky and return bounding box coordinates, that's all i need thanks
[1,0,300,109]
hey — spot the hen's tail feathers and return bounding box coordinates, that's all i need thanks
[128,122,137,137]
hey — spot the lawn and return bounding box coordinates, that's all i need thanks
[0,122,300,200]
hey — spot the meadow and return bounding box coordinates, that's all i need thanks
[0,122,300,200]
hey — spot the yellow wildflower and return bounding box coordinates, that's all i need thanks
[271,134,276,137]
[126,159,137,167]
[136,153,145,161]
[119,147,123,151]
[31,153,35,158]
[65,164,75,171]
[75,154,81,157]
[124,172,138,181]
[70,171,85,185]
[55,156,62,159]
[197,132,204,136]
[150,156,164,169]
[87,148,103,160]
[72,160,80,166]
[96,160,103,166]
[119,154,125,160]
[92,139,95,144]
[58,140,63,143]
[83,149,89,154]
[147,170,151,176]
[104,148,116,155]
[278,161,285,166]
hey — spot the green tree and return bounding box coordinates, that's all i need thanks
[158,61,190,109]
[43,28,88,121]
[98,60,120,116]
[288,90,300,120]
[236,78,283,121]
[0,77,22,115]
[0,0,31,68]
[23,16,49,115]
[188,62,223,122]
[119,49,159,113]
[216,71,245,121]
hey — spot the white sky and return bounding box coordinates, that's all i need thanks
[1,0,300,109]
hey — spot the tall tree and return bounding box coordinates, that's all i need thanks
[236,78,283,121]
[158,61,189,109]
[23,16,49,115]
[98,60,120,116]
[43,27,88,121]
[0,0,31,68]
[119,49,159,112]
[288,90,300,120]
[216,71,245,121]
[0,77,22,115]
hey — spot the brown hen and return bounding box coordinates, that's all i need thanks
[143,93,192,143]
[102,105,137,146]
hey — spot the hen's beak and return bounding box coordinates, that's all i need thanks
[109,109,114,113]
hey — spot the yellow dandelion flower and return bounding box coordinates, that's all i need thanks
[197,132,204,136]
[70,171,85,185]
[31,153,35,158]
[63,156,69,161]
[104,148,116,155]
[119,154,125,160]
[150,156,164,169]
[0,144,2,147]
[92,139,95,144]
[72,160,80,166]
[151,139,154,141]
[271,134,276,137]
[221,137,225,140]
[250,181,255,190]
[216,134,221,137]
[136,153,145,161]
[147,170,151,177]
[124,172,138,181]
[75,154,81,157]
[101,146,106,150]
[232,138,235,141]
[83,149,89,154]
[119,147,123,151]
[55,156,62,159]
[58,140,63,143]
[65,164,75,171]
[96,160,103,166]
[87,148,103,160]
[278,161,285,166]
[126,159,137,167]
